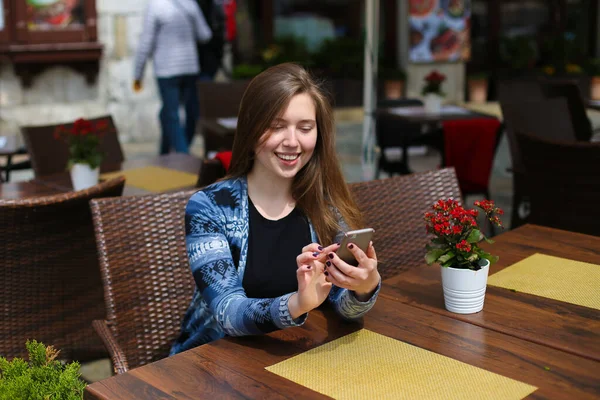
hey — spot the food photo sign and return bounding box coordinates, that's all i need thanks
[409,0,471,63]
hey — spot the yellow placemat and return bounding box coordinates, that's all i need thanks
[488,253,600,310]
[266,329,536,400]
[101,166,197,193]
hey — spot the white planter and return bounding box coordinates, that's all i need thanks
[70,163,100,191]
[440,259,490,314]
[423,93,443,113]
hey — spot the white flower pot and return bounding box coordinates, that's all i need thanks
[70,163,100,191]
[423,93,443,113]
[440,259,490,314]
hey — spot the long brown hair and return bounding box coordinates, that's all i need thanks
[227,63,363,243]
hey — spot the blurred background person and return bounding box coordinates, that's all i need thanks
[133,0,212,154]
[195,0,226,81]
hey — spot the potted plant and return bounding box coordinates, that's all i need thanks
[424,199,504,314]
[54,118,110,191]
[421,70,446,113]
[380,66,406,99]
[0,340,86,399]
[466,71,489,103]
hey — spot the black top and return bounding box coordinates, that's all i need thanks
[242,198,312,299]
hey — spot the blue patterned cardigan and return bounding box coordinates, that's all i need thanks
[170,176,380,354]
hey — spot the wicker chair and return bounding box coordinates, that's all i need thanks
[0,177,125,361]
[348,167,462,280]
[21,115,125,177]
[90,190,197,374]
[516,132,600,236]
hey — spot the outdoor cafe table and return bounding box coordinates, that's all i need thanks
[0,180,64,199]
[84,293,599,399]
[30,153,202,197]
[381,224,600,362]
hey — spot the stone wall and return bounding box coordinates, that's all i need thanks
[0,0,161,144]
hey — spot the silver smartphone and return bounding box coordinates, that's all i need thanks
[335,228,375,266]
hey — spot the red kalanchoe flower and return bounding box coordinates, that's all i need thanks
[456,240,472,253]
[53,117,113,170]
[425,198,504,271]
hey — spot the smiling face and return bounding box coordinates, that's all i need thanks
[251,93,318,182]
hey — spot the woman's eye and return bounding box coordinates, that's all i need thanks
[299,127,313,133]
[271,126,284,131]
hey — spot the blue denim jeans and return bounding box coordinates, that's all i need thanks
[156,75,199,154]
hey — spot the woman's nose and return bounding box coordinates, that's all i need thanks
[282,127,299,146]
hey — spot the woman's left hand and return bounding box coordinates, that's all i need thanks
[324,242,380,301]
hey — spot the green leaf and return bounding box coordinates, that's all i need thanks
[466,229,482,243]
[438,251,456,264]
[425,248,446,265]
[483,236,495,244]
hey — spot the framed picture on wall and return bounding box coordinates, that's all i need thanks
[408,0,471,63]
[14,0,97,44]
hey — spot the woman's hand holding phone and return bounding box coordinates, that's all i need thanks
[325,241,380,302]
[288,242,340,319]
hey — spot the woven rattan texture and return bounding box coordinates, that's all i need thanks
[349,168,461,280]
[516,132,600,236]
[90,190,197,372]
[0,177,125,361]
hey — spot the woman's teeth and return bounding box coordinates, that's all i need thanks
[276,153,299,161]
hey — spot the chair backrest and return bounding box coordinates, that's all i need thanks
[348,168,462,280]
[21,115,125,177]
[90,190,197,370]
[541,79,593,142]
[497,79,545,104]
[515,132,600,236]
[0,177,125,360]
[500,98,576,173]
[197,80,250,119]
[196,158,226,188]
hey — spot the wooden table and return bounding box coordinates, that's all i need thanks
[34,153,202,197]
[381,224,600,362]
[84,224,600,399]
[377,104,497,125]
[85,294,599,399]
[375,105,500,173]
[1,153,202,199]
[0,180,64,199]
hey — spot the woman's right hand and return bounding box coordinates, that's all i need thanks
[288,243,339,319]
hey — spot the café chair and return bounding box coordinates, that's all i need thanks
[516,131,600,237]
[90,190,196,374]
[0,177,125,361]
[499,97,578,229]
[21,115,125,177]
[197,81,248,154]
[374,98,425,177]
[541,79,596,142]
[348,167,462,280]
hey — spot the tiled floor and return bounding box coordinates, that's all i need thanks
[8,112,514,382]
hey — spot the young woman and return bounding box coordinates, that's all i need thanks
[171,63,380,354]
